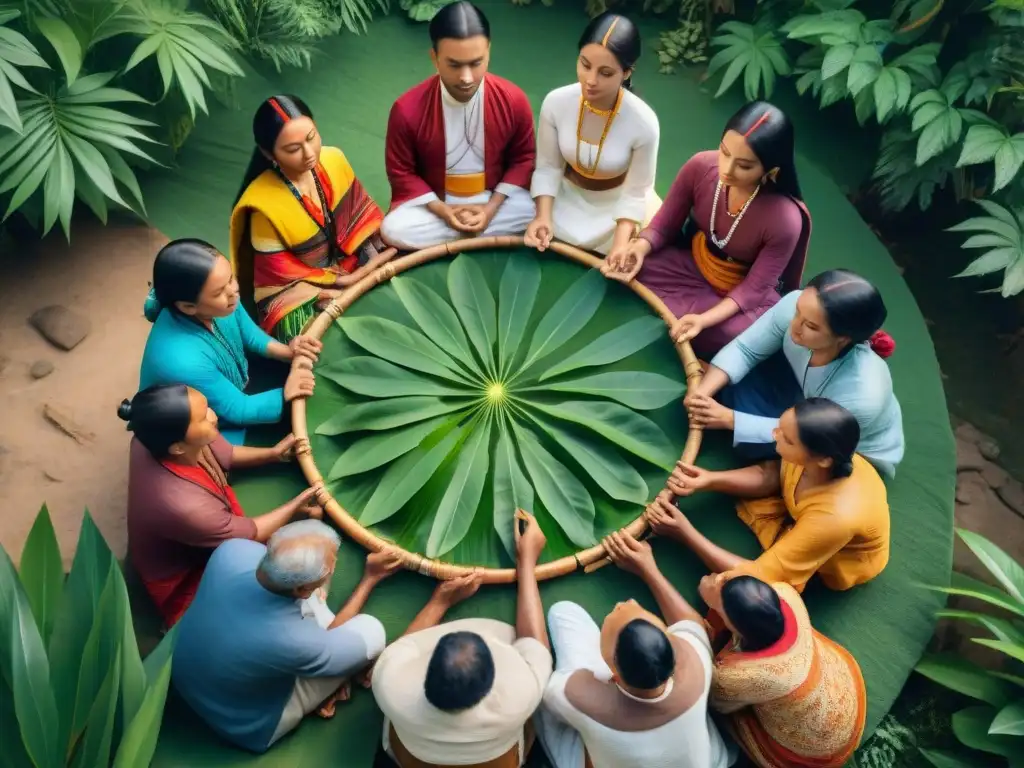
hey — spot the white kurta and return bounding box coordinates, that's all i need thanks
[381,79,536,250]
[531,83,661,255]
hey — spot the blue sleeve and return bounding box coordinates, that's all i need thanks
[234,304,275,357]
[286,615,387,679]
[153,347,284,427]
[712,291,798,383]
[733,413,779,445]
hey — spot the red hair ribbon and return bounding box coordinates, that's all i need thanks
[743,112,771,138]
[267,97,291,123]
[869,330,896,359]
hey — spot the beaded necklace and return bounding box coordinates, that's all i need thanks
[709,180,760,249]
[574,89,623,176]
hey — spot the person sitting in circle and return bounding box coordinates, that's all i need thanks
[700,572,867,768]
[230,94,396,341]
[121,383,323,627]
[647,398,891,593]
[602,101,810,360]
[534,530,733,768]
[525,12,661,257]
[139,238,319,445]
[684,269,904,476]
[172,521,404,753]
[371,511,552,767]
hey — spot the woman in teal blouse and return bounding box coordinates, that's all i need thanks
[139,239,321,444]
[684,269,904,477]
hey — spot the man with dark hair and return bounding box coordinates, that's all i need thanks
[372,511,551,766]
[381,0,536,250]
[535,529,735,768]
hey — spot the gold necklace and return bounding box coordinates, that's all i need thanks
[574,89,623,177]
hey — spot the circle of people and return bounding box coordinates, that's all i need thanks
[119,3,906,767]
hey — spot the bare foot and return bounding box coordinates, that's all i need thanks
[355,664,375,689]
[316,679,351,718]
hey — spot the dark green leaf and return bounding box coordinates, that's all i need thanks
[874,67,897,122]
[532,371,684,410]
[17,506,63,647]
[35,18,82,85]
[930,572,1024,618]
[391,275,480,375]
[73,651,120,768]
[448,255,497,376]
[973,639,1024,664]
[316,396,470,435]
[539,316,664,381]
[957,528,1024,602]
[916,653,1012,706]
[990,699,1024,736]
[957,124,1006,167]
[952,705,1018,756]
[919,749,983,768]
[339,316,473,384]
[320,357,469,398]
[328,414,457,480]
[492,419,534,560]
[63,131,126,206]
[497,253,541,377]
[511,419,595,547]
[427,417,492,556]
[821,43,854,80]
[359,424,464,527]
[935,609,1024,644]
[520,269,606,373]
[112,655,172,768]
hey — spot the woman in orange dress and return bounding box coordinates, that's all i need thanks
[647,397,890,593]
[699,572,866,767]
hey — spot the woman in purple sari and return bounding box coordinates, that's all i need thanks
[602,102,811,360]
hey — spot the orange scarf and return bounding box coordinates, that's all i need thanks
[691,230,749,296]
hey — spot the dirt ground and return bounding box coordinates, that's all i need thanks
[0,219,166,567]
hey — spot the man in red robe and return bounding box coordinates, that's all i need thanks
[381,1,536,251]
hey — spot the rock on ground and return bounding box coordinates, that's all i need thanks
[28,305,91,351]
[30,360,54,379]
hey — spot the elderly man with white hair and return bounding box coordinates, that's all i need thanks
[172,519,403,753]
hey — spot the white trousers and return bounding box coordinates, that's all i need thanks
[381,187,536,251]
[269,594,380,746]
[534,601,610,768]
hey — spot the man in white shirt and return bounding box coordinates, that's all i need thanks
[371,511,551,766]
[535,531,736,768]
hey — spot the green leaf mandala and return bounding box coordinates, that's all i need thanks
[311,251,686,562]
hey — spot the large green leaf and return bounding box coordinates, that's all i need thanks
[391,276,482,377]
[320,357,470,398]
[929,572,1024,619]
[72,650,120,768]
[35,17,82,85]
[115,567,147,732]
[531,371,685,410]
[919,750,984,768]
[17,505,64,646]
[524,410,648,504]
[518,268,606,374]
[1,546,61,768]
[952,705,1019,756]
[427,417,492,557]
[113,654,172,768]
[934,609,1024,644]
[990,699,1024,736]
[496,254,541,377]
[492,418,534,560]
[511,419,596,547]
[957,528,1024,602]
[328,413,460,480]
[0,12,48,133]
[316,396,470,435]
[539,316,664,381]
[530,400,678,471]
[973,639,1024,665]
[915,653,1013,706]
[358,424,465,527]
[448,255,497,376]
[339,316,474,384]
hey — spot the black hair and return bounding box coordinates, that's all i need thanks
[429,1,490,50]
[233,95,314,207]
[614,618,675,690]
[145,239,221,322]
[720,576,785,652]
[723,101,802,201]
[423,631,495,711]
[118,384,193,459]
[805,269,888,351]
[792,397,860,479]
[577,12,641,90]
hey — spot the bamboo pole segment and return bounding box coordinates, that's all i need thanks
[290,236,705,583]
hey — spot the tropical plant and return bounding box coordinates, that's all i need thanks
[0,0,242,239]
[915,529,1024,767]
[706,20,790,100]
[314,253,683,560]
[1,506,172,767]
[948,200,1024,298]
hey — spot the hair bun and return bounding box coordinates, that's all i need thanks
[869,330,895,359]
[117,399,133,422]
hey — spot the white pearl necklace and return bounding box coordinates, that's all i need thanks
[709,180,760,249]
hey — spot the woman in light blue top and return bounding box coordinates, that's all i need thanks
[683,269,904,477]
[139,239,321,444]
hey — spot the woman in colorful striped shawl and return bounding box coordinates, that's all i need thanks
[230,94,396,341]
[700,572,866,768]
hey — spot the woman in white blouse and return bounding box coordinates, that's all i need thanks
[524,12,661,256]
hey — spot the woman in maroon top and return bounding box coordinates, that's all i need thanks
[602,101,811,359]
[120,383,322,627]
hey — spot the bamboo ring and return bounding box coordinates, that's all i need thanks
[290,235,704,583]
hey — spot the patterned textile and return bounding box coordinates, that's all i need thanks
[229,145,386,339]
[710,582,866,767]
